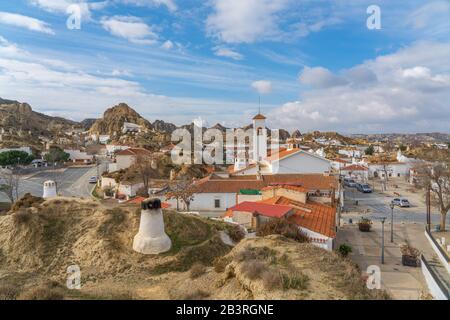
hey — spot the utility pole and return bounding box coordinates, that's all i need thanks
[390,203,395,243]
[381,217,386,264]
[427,187,430,230]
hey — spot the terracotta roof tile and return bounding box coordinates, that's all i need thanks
[260,196,336,237]
[341,164,368,171]
[228,201,293,218]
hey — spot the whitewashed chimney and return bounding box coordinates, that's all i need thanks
[133,198,172,255]
[43,180,57,199]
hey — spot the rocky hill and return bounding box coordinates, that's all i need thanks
[0,196,389,300]
[0,98,80,138]
[152,119,177,134]
[89,103,152,136]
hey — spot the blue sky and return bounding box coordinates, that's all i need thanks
[0,0,449,133]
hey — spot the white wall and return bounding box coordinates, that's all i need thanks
[0,146,32,155]
[272,152,330,174]
[368,163,411,178]
[166,192,237,212]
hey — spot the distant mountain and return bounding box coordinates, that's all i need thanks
[291,129,302,139]
[350,133,450,144]
[80,118,97,131]
[0,98,79,137]
[89,103,153,136]
[0,98,19,105]
[152,119,177,134]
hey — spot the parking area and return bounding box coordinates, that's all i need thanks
[343,178,444,224]
[0,162,108,202]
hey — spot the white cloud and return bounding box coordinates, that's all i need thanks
[206,0,288,43]
[405,1,450,37]
[161,40,174,50]
[251,80,272,94]
[29,0,108,20]
[299,66,348,89]
[0,12,54,34]
[118,0,177,12]
[269,42,450,133]
[213,47,243,60]
[100,16,158,44]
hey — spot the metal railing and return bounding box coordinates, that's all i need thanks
[421,254,450,300]
[425,226,450,262]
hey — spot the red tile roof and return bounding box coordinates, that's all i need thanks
[192,174,337,194]
[116,147,153,157]
[261,184,308,193]
[252,113,266,120]
[259,196,336,238]
[341,164,368,171]
[228,201,293,218]
[267,148,302,161]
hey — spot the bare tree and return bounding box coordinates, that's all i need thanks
[134,154,157,197]
[415,162,450,230]
[0,169,20,203]
[166,178,196,212]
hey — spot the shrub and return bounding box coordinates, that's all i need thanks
[358,218,372,232]
[281,271,309,290]
[227,225,245,243]
[241,260,266,280]
[190,263,207,279]
[338,244,353,257]
[234,246,277,263]
[257,219,309,243]
[12,209,31,224]
[18,285,65,300]
[11,193,44,211]
[400,244,420,258]
[261,270,283,291]
[0,284,19,300]
[213,256,229,273]
[182,289,210,300]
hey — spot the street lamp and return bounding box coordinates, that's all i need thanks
[389,202,395,243]
[380,217,386,264]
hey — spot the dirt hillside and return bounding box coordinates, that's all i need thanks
[0,197,388,300]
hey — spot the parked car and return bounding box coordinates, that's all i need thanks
[356,183,372,193]
[344,178,357,188]
[391,198,411,207]
[88,176,98,184]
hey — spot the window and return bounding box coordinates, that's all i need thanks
[214,199,221,208]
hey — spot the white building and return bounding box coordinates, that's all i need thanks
[122,122,142,134]
[64,149,94,164]
[229,113,331,176]
[0,146,32,155]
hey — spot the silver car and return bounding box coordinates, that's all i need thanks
[391,198,410,207]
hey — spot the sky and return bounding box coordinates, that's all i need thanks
[0,0,449,133]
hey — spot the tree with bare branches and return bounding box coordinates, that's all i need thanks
[133,154,157,197]
[0,169,20,203]
[166,178,196,212]
[415,162,450,230]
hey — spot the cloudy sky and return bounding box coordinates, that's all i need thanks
[0,0,449,133]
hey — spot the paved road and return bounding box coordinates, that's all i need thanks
[0,161,108,202]
[343,187,444,225]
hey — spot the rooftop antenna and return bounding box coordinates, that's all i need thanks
[258,95,261,114]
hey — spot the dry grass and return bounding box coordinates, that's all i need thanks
[181,289,210,300]
[213,256,230,273]
[12,209,32,225]
[261,271,283,291]
[11,193,44,211]
[0,284,19,300]
[257,220,309,243]
[241,260,266,280]
[18,282,65,300]
[281,271,309,290]
[190,263,207,279]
